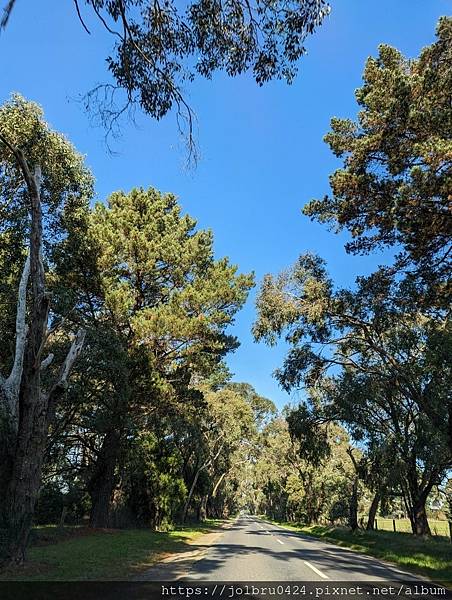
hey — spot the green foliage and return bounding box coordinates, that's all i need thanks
[254,244,450,534]
[123,433,187,529]
[303,17,452,307]
[47,185,254,530]
[249,416,355,525]
[328,500,349,524]
[253,19,452,536]
[91,187,254,377]
[34,483,89,526]
[77,0,330,138]
[0,94,94,375]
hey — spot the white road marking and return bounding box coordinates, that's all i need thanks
[303,560,328,579]
[276,539,284,545]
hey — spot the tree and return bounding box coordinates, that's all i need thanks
[358,442,401,531]
[181,384,256,521]
[333,370,448,535]
[303,17,452,309]
[73,187,253,526]
[286,409,359,527]
[253,253,451,534]
[2,0,330,152]
[255,18,452,534]
[0,96,92,564]
[225,382,277,429]
[248,413,355,525]
[119,431,188,529]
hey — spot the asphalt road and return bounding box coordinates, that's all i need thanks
[183,516,420,581]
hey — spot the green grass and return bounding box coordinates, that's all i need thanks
[267,520,452,583]
[372,517,449,537]
[0,520,225,581]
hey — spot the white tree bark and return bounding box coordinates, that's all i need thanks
[40,353,54,371]
[0,254,30,421]
[46,328,86,399]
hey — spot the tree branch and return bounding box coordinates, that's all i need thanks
[73,0,91,34]
[40,353,54,371]
[49,329,86,395]
[0,0,17,30]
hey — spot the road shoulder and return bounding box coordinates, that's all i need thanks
[259,518,450,585]
[134,519,235,581]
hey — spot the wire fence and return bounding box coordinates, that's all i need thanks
[373,518,450,538]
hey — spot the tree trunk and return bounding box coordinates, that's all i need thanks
[1,395,48,563]
[212,472,227,497]
[410,494,431,536]
[349,477,359,531]
[182,469,201,523]
[198,495,207,521]
[366,492,380,530]
[403,467,434,536]
[0,159,48,565]
[0,148,85,565]
[0,412,15,518]
[88,429,120,528]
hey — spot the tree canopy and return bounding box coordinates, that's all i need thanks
[303,17,451,308]
[2,0,330,149]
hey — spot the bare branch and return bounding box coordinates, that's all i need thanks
[40,353,54,371]
[73,0,91,35]
[49,329,86,395]
[0,0,17,30]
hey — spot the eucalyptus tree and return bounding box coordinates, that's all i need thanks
[181,384,256,521]
[253,18,452,535]
[250,415,354,524]
[254,253,451,534]
[0,95,93,563]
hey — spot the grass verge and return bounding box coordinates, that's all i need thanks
[267,520,452,583]
[0,519,226,581]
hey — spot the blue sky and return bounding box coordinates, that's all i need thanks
[0,0,448,408]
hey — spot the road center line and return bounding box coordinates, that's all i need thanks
[303,560,328,579]
[276,538,284,545]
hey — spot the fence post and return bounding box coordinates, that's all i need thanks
[393,519,396,533]
[375,519,378,530]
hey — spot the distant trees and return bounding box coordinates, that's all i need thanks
[250,417,356,525]
[181,384,270,522]
[253,18,452,536]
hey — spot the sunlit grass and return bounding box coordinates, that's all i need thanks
[372,518,449,537]
[0,520,225,581]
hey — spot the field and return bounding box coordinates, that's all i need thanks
[373,518,450,537]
